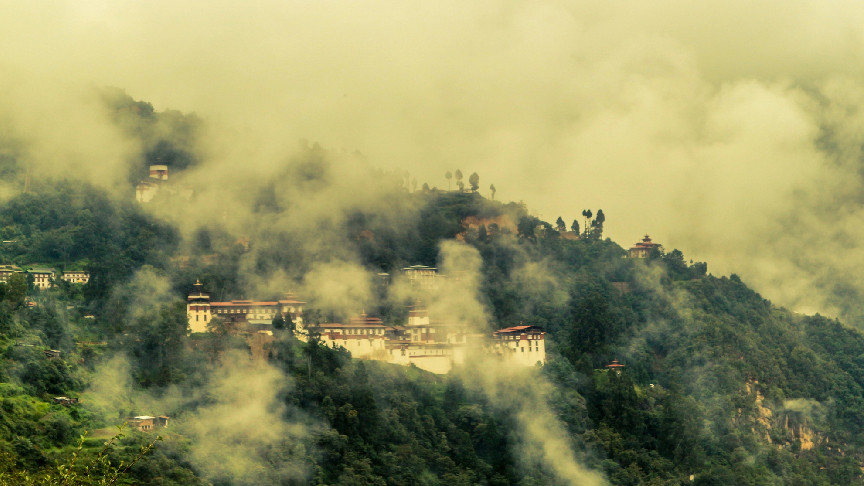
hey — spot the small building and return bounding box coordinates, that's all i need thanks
[44,349,61,359]
[52,396,79,406]
[492,325,546,367]
[0,265,22,283]
[136,165,169,203]
[149,165,168,180]
[126,415,169,432]
[628,235,661,259]
[61,271,90,284]
[605,360,625,375]
[29,268,56,290]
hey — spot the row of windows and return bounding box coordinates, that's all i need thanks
[332,328,383,336]
[213,308,277,315]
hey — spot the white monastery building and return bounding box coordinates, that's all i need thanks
[187,278,546,374]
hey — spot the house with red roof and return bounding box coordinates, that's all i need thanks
[628,235,661,258]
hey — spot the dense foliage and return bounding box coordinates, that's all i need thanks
[2,154,864,484]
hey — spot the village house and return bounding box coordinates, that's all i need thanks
[628,234,661,258]
[0,265,21,283]
[52,396,79,406]
[61,271,90,284]
[126,415,169,432]
[28,268,56,290]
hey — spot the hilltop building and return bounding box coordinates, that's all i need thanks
[135,164,193,203]
[628,235,661,258]
[136,165,169,203]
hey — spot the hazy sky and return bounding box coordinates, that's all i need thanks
[4,1,864,319]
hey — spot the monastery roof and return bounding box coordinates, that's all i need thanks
[211,300,279,307]
[630,234,661,250]
[279,299,305,305]
[403,264,436,271]
[494,325,544,334]
[495,326,544,334]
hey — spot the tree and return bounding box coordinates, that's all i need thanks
[272,313,286,330]
[455,170,463,192]
[421,182,430,192]
[571,219,579,234]
[285,311,295,332]
[590,209,605,239]
[445,171,452,191]
[5,273,28,306]
[489,184,496,200]
[556,217,566,232]
[581,209,592,237]
[469,172,479,192]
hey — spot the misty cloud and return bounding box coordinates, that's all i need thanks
[3,2,864,319]
[181,350,313,485]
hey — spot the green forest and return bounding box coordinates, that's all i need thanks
[1,92,864,485]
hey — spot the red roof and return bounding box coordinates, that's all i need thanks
[630,234,661,250]
[494,325,544,334]
[605,360,625,369]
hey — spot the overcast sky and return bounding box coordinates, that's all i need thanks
[4,1,864,319]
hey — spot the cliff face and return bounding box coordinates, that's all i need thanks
[740,380,823,453]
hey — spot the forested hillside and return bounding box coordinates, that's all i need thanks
[1,92,864,485]
[0,175,863,485]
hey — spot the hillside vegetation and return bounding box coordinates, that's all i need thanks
[1,94,864,484]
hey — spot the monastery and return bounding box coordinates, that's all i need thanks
[186,280,305,334]
[628,234,661,258]
[186,271,546,374]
